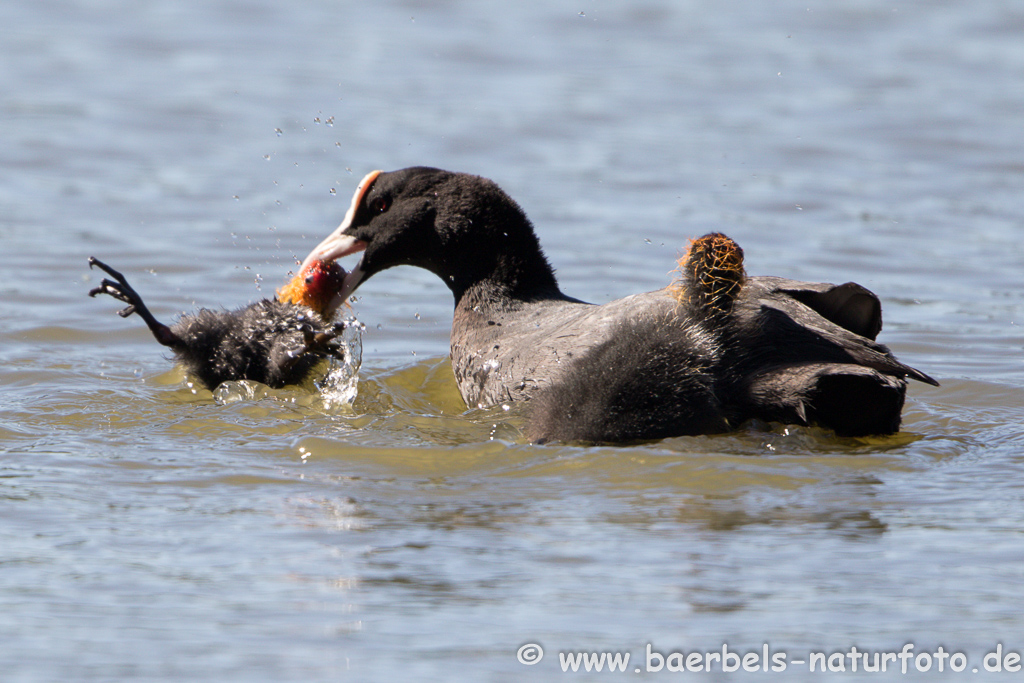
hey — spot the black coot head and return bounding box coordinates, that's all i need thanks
[301,167,552,302]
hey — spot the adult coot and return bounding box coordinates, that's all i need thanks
[88,257,352,389]
[301,167,937,442]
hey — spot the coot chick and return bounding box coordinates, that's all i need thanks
[88,257,352,389]
[527,234,936,441]
[301,167,938,442]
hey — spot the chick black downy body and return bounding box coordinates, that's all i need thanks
[88,257,349,389]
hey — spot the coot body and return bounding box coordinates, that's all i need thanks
[302,167,937,442]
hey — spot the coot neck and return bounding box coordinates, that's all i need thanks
[440,215,567,311]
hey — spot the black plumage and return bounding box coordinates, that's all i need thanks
[302,167,938,443]
[88,257,350,389]
[527,239,934,442]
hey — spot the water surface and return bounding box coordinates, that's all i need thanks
[2,1,1024,681]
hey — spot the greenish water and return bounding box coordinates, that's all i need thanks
[3,1,1024,681]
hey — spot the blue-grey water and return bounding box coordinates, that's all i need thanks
[3,1,1024,681]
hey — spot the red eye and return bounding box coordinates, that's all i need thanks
[370,197,388,213]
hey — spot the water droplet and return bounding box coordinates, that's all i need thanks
[345,167,352,173]
[325,116,334,127]
[644,238,652,244]
[376,323,382,330]
[578,11,585,16]
[313,117,321,124]
[414,312,421,320]
[329,188,336,195]
[263,154,271,161]
[274,128,283,136]
[232,195,239,200]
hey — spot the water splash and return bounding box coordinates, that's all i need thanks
[207,318,364,408]
[317,317,365,408]
[213,379,269,404]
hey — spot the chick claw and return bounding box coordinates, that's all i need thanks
[299,322,350,360]
[88,257,143,317]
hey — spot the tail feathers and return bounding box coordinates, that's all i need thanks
[743,363,908,436]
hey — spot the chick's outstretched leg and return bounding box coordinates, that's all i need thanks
[88,257,181,348]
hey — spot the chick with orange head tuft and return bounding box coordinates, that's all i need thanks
[89,256,355,390]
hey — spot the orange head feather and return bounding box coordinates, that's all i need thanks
[671,232,746,316]
[277,259,348,318]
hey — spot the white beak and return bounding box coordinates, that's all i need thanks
[299,169,382,299]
